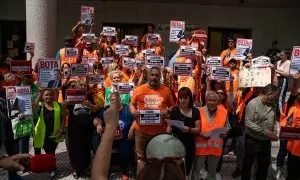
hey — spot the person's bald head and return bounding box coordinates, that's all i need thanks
[205,91,218,112]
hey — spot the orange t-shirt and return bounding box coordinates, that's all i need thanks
[220,48,237,67]
[132,84,174,135]
[225,68,239,93]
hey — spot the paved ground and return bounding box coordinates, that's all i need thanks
[0,139,286,180]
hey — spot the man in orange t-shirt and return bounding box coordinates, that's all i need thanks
[129,66,174,175]
[225,58,239,94]
[220,37,237,67]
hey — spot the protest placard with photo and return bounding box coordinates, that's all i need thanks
[71,63,89,77]
[146,56,164,68]
[88,74,104,84]
[123,57,136,68]
[102,26,116,36]
[24,42,34,53]
[210,67,230,81]
[115,45,129,55]
[82,56,97,67]
[10,61,32,75]
[63,68,71,78]
[251,56,270,68]
[6,86,33,119]
[147,33,161,45]
[101,57,114,64]
[141,48,155,56]
[81,6,94,25]
[180,46,196,58]
[169,20,185,42]
[206,57,222,67]
[115,83,134,94]
[238,67,271,88]
[65,89,87,104]
[65,48,79,57]
[82,33,96,43]
[38,59,61,88]
[139,110,161,125]
[173,63,193,75]
[124,35,138,46]
[236,38,253,60]
[290,46,300,75]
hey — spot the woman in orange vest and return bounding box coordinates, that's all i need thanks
[191,91,229,180]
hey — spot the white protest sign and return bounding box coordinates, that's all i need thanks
[236,38,253,60]
[102,26,116,36]
[115,45,129,55]
[80,6,94,25]
[169,20,185,42]
[139,110,161,125]
[88,74,104,84]
[24,42,34,53]
[173,63,193,75]
[142,49,155,56]
[124,35,138,46]
[146,56,164,68]
[180,46,196,57]
[251,56,270,68]
[65,48,78,57]
[38,59,61,88]
[202,128,229,139]
[290,46,300,75]
[147,33,161,45]
[206,57,222,67]
[136,60,145,66]
[165,119,184,129]
[101,57,114,64]
[210,67,230,81]
[238,67,271,88]
[83,33,96,43]
[71,64,89,77]
[123,57,136,67]
[115,83,134,94]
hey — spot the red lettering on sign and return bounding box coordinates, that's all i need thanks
[17,88,29,94]
[171,21,183,27]
[293,49,300,57]
[40,61,59,69]
[238,39,251,45]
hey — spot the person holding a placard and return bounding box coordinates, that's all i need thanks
[99,35,118,54]
[141,24,155,49]
[241,84,278,180]
[72,21,87,51]
[220,37,237,67]
[166,87,200,175]
[83,42,99,61]
[277,74,300,180]
[225,58,239,94]
[191,91,230,180]
[33,88,65,179]
[55,36,77,66]
[129,66,174,175]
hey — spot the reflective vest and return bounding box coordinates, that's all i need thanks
[59,48,77,65]
[236,89,253,122]
[280,101,300,157]
[83,49,98,60]
[195,106,228,156]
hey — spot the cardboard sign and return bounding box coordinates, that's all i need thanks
[101,57,114,64]
[141,49,155,56]
[115,83,134,94]
[65,89,87,104]
[290,46,300,75]
[146,56,164,68]
[147,34,161,45]
[210,67,230,81]
[180,46,196,57]
[115,45,129,55]
[82,33,96,43]
[124,35,138,46]
[236,38,253,60]
[88,74,104,84]
[251,56,270,68]
[10,61,32,75]
[71,64,89,77]
[81,6,94,25]
[123,57,136,67]
[38,59,61,88]
[102,26,116,36]
[206,57,222,67]
[6,86,33,119]
[139,110,161,125]
[24,42,34,53]
[169,20,185,42]
[280,127,300,140]
[65,48,78,57]
[136,60,145,66]
[238,67,271,88]
[173,63,193,75]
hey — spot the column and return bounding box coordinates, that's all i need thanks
[26,0,57,66]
